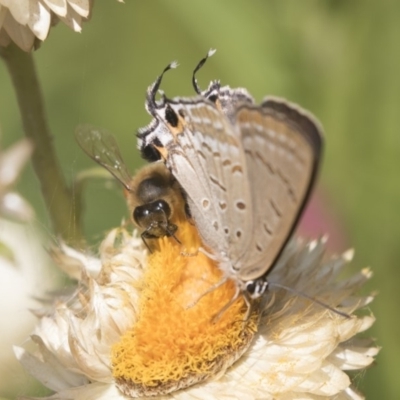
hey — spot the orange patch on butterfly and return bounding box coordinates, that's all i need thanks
[166,113,187,138]
[111,219,257,393]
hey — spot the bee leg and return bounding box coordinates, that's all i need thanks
[170,232,181,245]
[164,222,181,245]
[140,232,153,253]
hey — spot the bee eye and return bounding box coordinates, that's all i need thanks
[133,200,172,226]
[133,205,149,226]
[153,200,172,217]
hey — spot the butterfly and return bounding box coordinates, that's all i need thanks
[137,50,323,312]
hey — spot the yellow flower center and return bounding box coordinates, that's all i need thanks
[111,219,257,394]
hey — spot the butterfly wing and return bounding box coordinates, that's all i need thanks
[234,97,323,280]
[139,99,253,266]
[138,81,322,284]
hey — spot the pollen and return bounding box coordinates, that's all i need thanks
[111,219,257,396]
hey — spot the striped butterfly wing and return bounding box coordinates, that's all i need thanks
[159,99,253,263]
[233,97,323,281]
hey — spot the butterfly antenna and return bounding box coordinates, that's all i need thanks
[269,282,351,318]
[146,61,179,116]
[192,48,217,94]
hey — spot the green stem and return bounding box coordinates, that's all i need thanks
[0,43,84,246]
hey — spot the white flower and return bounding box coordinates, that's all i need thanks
[16,221,378,399]
[0,0,122,52]
[0,219,59,396]
[0,135,34,221]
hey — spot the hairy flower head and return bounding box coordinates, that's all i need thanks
[16,219,378,399]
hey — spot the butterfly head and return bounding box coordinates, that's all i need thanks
[245,278,269,300]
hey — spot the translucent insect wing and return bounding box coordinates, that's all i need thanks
[75,124,133,190]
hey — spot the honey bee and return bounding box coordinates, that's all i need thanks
[75,124,187,249]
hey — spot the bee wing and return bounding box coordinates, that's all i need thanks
[235,97,323,280]
[75,124,133,190]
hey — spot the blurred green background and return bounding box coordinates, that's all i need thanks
[1,0,398,398]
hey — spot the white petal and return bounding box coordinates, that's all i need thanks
[28,1,51,40]
[0,192,34,221]
[342,386,365,400]
[53,241,102,280]
[57,3,83,32]
[3,0,30,25]
[335,269,372,294]
[335,315,375,342]
[0,138,33,187]
[14,340,87,392]
[294,361,350,396]
[67,0,90,18]
[29,381,123,400]
[168,380,262,400]
[36,313,80,369]
[43,0,68,17]
[331,345,379,370]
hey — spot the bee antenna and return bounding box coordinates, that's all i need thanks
[192,48,217,95]
[146,61,179,116]
[268,282,351,318]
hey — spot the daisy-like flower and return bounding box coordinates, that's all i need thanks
[0,0,121,52]
[16,215,378,400]
[0,134,34,221]
[0,219,60,396]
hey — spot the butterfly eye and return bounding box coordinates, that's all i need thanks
[133,200,172,226]
[245,281,256,295]
[141,144,162,162]
[165,105,179,128]
[208,94,218,103]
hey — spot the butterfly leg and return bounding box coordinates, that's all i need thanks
[181,245,216,258]
[242,291,254,321]
[180,249,199,257]
[211,285,241,323]
[198,246,219,261]
[186,277,228,309]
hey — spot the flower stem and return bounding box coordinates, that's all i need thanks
[0,43,84,246]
